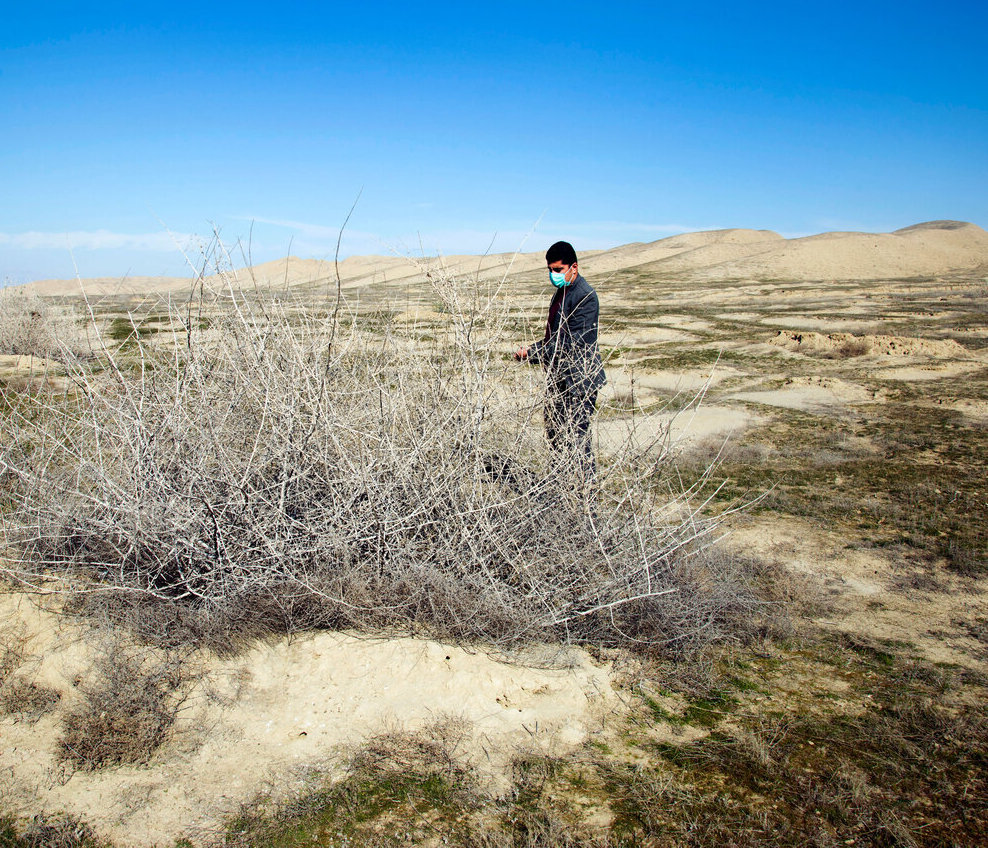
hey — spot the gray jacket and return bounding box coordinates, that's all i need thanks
[527,274,606,394]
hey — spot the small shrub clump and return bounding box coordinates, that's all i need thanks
[0,813,106,848]
[58,644,186,770]
[0,290,83,361]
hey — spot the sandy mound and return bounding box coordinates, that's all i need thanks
[0,594,617,846]
[21,251,552,298]
[334,251,551,287]
[870,361,988,382]
[633,240,785,277]
[583,220,987,283]
[760,316,889,334]
[769,330,971,358]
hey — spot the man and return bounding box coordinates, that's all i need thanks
[515,241,606,486]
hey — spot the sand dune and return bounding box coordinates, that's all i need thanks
[685,220,988,281]
[16,221,988,296]
[580,228,782,277]
[26,275,192,297]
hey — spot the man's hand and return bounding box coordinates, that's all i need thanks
[514,346,529,361]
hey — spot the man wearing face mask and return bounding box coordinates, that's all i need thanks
[515,241,606,486]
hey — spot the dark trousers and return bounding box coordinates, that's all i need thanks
[545,378,598,486]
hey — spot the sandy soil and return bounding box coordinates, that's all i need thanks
[728,516,987,672]
[1,594,615,846]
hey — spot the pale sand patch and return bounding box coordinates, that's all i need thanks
[727,376,886,412]
[0,594,616,847]
[604,366,748,398]
[870,361,987,381]
[726,516,988,672]
[0,355,69,394]
[647,315,715,333]
[942,398,988,421]
[760,316,889,333]
[0,354,60,376]
[597,404,760,454]
[599,327,698,347]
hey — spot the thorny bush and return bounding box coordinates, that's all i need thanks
[0,264,759,653]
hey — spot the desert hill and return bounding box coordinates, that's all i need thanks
[667,219,988,281]
[18,220,988,296]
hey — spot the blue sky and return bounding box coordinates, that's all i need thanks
[2,1,986,283]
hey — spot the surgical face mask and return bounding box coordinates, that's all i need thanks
[549,270,569,287]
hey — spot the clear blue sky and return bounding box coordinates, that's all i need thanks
[2,1,986,283]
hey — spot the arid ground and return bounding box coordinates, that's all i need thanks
[2,220,986,846]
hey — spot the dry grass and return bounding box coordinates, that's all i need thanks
[0,677,61,723]
[193,637,988,847]
[0,812,107,848]
[58,641,187,770]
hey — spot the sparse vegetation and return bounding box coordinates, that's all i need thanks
[675,397,988,576]
[183,639,986,847]
[0,812,106,848]
[1,260,986,846]
[0,289,86,363]
[58,642,187,770]
[0,677,61,722]
[0,628,59,722]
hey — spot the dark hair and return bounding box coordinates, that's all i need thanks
[545,241,578,266]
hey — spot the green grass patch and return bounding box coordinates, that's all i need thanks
[106,317,159,344]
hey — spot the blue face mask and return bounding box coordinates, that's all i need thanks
[549,270,569,287]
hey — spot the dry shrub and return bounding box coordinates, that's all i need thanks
[821,336,873,359]
[58,643,186,770]
[0,678,61,722]
[0,813,105,848]
[0,260,758,654]
[64,584,334,656]
[597,548,787,654]
[0,290,57,358]
[0,290,84,362]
